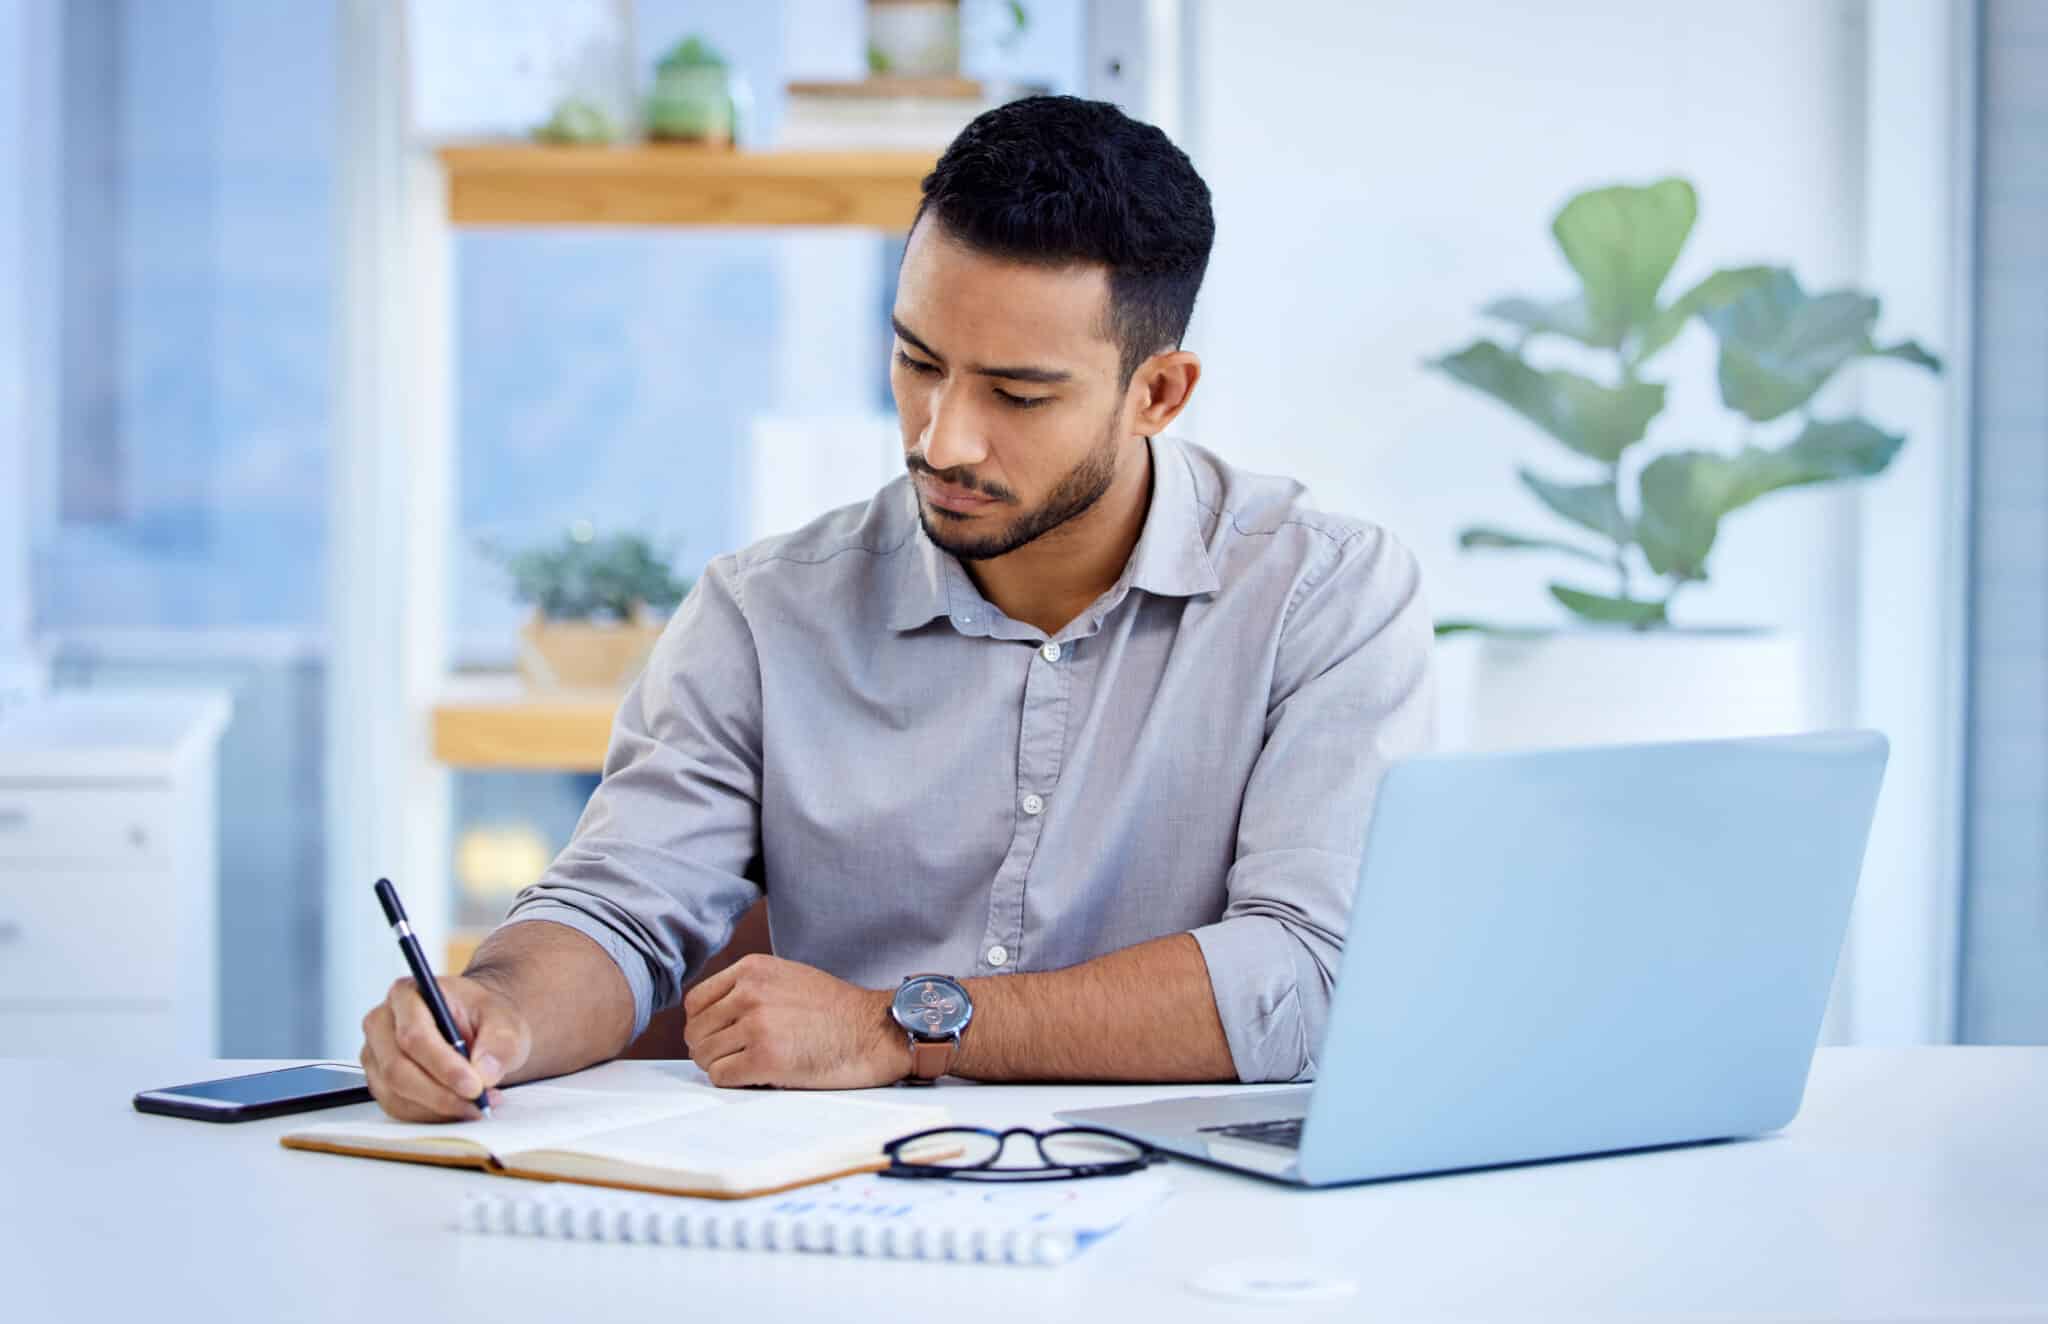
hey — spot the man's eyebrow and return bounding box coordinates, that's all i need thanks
[891,316,1075,385]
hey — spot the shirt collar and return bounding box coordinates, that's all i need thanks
[1121,434,1224,600]
[886,435,1220,634]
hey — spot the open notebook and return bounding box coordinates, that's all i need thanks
[282,1074,948,1200]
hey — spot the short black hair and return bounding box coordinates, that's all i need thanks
[915,95,1215,384]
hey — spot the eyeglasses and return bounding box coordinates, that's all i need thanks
[880,1125,1162,1182]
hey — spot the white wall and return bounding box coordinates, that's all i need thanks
[1178,0,1962,1042]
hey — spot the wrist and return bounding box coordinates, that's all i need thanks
[866,987,914,1081]
[463,963,520,1010]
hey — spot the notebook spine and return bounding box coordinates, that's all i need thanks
[459,1193,1076,1266]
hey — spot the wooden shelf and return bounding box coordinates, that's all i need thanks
[431,675,617,772]
[437,144,938,229]
[445,929,487,974]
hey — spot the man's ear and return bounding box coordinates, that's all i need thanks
[1130,351,1202,436]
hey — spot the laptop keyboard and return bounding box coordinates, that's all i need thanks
[1196,1117,1305,1149]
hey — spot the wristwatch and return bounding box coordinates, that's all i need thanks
[890,973,973,1084]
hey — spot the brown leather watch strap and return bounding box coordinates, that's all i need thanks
[906,1036,956,1083]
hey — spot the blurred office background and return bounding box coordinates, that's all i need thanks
[0,1,2038,1060]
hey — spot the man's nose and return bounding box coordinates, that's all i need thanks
[921,384,988,476]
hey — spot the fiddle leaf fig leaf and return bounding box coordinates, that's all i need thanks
[1548,584,1669,628]
[1551,178,1699,347]
[1634,264,1775,366]
[1482,295,1604,347]
[1704,269,1886,421]
[1866,338,1943,371]
[1636,418,1904,581]
[1458,525,1612,566]
[1431,340,1666,463]
[1720,417,1906,508]
[1517,470,1632,545]
[1435,619,1556,639]
[1636,451,1735,581]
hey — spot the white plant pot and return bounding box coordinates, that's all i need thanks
[1439,629,1812,753]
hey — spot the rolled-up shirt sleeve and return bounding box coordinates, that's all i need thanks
[501,553,764,1041]
[1189,526,1436,1083]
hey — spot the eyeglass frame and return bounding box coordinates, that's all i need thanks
[878,1124,1163,1182]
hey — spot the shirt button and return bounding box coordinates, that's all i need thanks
[1020,793,1044,816]
[1039,641,1062,662]
[987,945,1009,967]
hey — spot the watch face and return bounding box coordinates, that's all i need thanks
[892,975,971,1039]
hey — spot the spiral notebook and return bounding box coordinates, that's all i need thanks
[458,1166,1171,1267]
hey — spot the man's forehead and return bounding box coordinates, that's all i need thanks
[895,220,1116,367]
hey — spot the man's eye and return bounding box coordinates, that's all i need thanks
[894,350,938,374]
[995,389,1052,410]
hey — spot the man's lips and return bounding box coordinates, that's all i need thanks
[916,472,998,512]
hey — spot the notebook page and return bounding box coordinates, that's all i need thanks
[553,1093,946,1172]
[289,1084,715,1159]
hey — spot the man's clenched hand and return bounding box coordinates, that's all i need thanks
[681,954,910,1089]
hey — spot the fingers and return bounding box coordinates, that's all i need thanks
[681,960,745,1019]
[387,977,487,1100]
[699,1041,766,1089]
[468,1006,530,1091]
[680,984,747,1052]
[360,1019,473,1123]
[688,1020,753,1073]
[370,1038,485,1121]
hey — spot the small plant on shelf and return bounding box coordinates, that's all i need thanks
[482,524,690,622]
[480,525,692,691]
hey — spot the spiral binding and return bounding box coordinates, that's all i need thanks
[457,1190,1078,1266]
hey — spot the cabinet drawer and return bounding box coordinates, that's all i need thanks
[0,871,178,1000]
[0,788,175,866]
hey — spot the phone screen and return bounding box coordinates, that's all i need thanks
[154,1064,367,1107]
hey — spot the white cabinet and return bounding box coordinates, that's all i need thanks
[0,692,230,1056]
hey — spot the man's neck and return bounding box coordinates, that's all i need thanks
[964,438,1154,639]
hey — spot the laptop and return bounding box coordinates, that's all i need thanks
[1056,730,1889,1187]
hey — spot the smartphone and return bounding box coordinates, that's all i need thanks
[133,1063,373,1123]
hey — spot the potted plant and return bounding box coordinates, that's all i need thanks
[646,36,738,145]
[1429,177,1940,750]
[482,526,692,693]
[532,96,621,146]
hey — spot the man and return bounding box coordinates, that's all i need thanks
[360,96,1434,1121]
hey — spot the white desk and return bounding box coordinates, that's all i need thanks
[2,1049,2044,1321]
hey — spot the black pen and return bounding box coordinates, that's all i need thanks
[372,877,492,1118]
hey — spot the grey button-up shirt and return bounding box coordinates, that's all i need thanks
[506,435,1436,1082]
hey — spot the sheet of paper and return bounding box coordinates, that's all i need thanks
[292,1083,716,1158]
[564,1093,944,1171]
[531,1059,719,1098]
